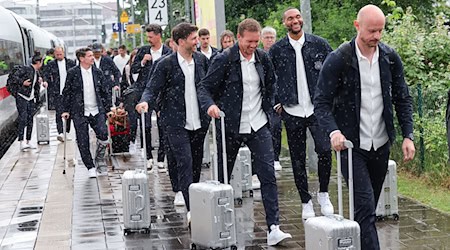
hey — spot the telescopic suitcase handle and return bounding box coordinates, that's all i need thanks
[211,111,227,184]
[336,140,355,221]
[141,109,147,171]
[62,117,67,174]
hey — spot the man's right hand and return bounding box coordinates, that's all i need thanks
[23,79,31,86]
[330,131,347,151]
[136,102,149,114]
[207,105,220,119]
[61,112,70,119]
[141,54,152,65]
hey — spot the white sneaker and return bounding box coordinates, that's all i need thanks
[267,224,292,246]
[317,192,334,216]
[302,199,316,220]
[147,159,153,170]
[88,168,97,178]
[274,161,282,171]
[57,134,64,142]
[20,141,30,151]
[156,161,166,173]
[174,191,185,206]
[252,175,261,190]
[27,142,37,149]
[129,142,136,154]
[156,161,165,169]
[187,211,191,226]
[97,167,108,176]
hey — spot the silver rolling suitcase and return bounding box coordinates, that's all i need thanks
[238,147,253,197]
[36,89,50,144]
[151,111,159,148]
[304,140,361,250]
[189,111,237,250]
[122,111,151,235]
[202,122,212,168]
[230,155,243,205]
[230,146,253,204]
[376,160,399,220]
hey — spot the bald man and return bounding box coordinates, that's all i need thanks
[314,4,415,249]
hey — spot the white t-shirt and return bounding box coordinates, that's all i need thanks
[113,54,130,75]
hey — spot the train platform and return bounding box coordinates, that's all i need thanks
[0,111,449,250]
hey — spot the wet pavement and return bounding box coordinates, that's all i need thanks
[0,111,449,250]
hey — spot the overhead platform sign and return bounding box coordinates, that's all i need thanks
[127,24,141,34]
[148,0,168,26]
[120,11,129,23]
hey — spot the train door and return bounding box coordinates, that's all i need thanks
[19,28,35,63]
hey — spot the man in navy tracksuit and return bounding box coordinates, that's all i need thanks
[268,7,334,220]
[136,23,210,223]
[197,18,292,246]
[62,47,111,178]
[91,43,121,96]
[10,54,47,150]
[314,5,415,249]
[43,46,76,142]
[131,24,172,169]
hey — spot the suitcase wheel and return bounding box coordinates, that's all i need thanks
[393,214,400,221]
[376,216,384,221]
[249,190,254,197]
[231,246,237,250]
[190,243,196,250]
[236,198,243,205]
[124,229,129,235]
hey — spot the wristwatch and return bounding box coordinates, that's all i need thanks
[405,133,414,141]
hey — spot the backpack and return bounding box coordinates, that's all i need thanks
[6,65,24,98]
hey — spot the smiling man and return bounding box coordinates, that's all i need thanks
[268,7,334,221]
[62,47,112,178]
[136,22,210,225]
[197,18,292,246]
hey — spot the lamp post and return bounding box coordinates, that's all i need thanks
[117,0,122,44]
[131,0,136,48]
[36,0,40,26]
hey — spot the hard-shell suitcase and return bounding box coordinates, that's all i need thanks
[230,146,253,204]
[122,168,151,234]
[36,89,50,144]
[230,155,243,205]
[202,122,212,168]
[189,111,237,250]
[304,140,361,250]
[376,160,399,220]
[36,110,50,144]
[122,111,151,235]
[151,111,159,148]
[238,146,253,196]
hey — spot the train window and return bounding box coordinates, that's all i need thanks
[0,39,25,76]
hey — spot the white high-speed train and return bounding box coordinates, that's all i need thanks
[0,5,64,155]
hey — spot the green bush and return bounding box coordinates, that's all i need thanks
[383,5,450,189]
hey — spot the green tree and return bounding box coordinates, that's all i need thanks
[225,0,283,34]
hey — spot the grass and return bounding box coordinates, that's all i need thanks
[397,170,450,214]
[279,124,450,213]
